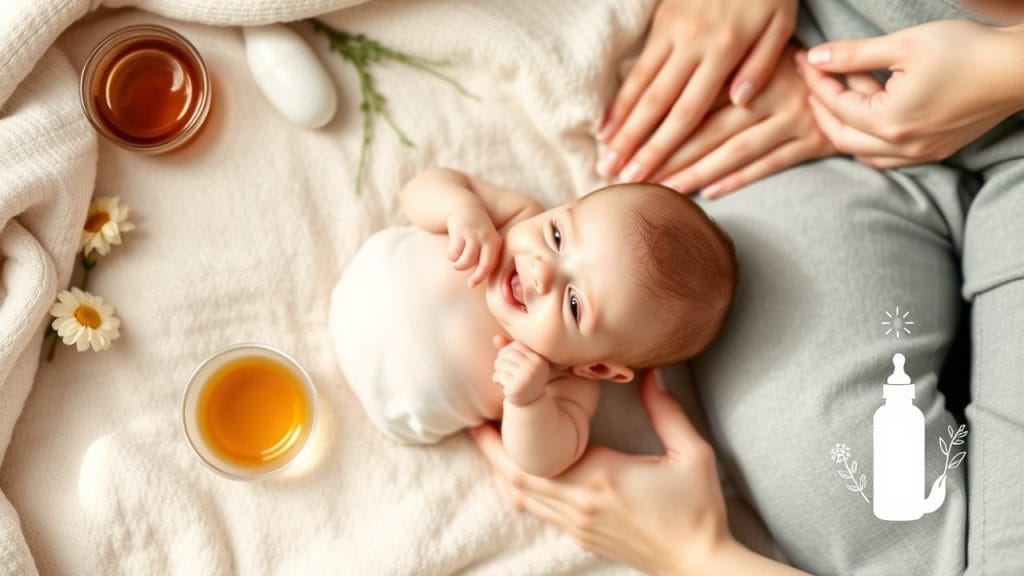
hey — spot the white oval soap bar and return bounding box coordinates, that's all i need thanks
[243,24,337,129]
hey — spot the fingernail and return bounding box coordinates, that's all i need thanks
[807,46,831,65]
[702,183,724,198]
[731,80,754,107]
[620,160,643,182]
[598,122,615,142]
[597,149,620,176]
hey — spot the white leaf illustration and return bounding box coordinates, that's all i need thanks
[940,437,949,456]
[859,474,867,489]
[948,424,954,438]
[953,438,964,446]
[838,471,852,479]
[851,461,858,474]
[846,485,860,492]
[949,451,967,469]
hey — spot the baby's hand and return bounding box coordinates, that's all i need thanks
[492,337,550,407]
[447,206,502,287]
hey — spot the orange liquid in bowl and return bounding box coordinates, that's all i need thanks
[197,356,312,469]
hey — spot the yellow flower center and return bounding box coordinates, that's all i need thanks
[74,304,102,329]
[84,211,111,233]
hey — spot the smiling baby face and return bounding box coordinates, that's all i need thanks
[483,183,737,374]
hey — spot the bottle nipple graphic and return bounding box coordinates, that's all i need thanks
[888,353,910,384]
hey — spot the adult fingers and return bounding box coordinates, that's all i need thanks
[599,53,697,177]
[660,111,792,193]
[845,72,883,96]
[805,34,902,73]
[800,64,891,136]
[640,371,704,456]
[649,103,762,186]
[599,41,672,142]
[855,154,918,170]
[620,56,735,182]
[701,137,832,199]
[807,95,903,156]
[730,14,793,106]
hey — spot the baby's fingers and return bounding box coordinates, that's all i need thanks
[453,238,480,271]
[448,234,466,262]
[468,240,499,287]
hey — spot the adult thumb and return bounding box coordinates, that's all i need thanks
[806,34,900,73]
[639,371,702,455]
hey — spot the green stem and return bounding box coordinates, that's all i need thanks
[310,19,475,194]
[45,328,59,362]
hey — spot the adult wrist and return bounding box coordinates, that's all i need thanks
[992,24,1024,115]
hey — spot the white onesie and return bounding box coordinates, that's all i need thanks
[329,227,486,444]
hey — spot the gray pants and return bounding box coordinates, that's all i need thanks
[687,153,1023,574]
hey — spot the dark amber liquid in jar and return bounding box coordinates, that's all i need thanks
[90,37,203,147]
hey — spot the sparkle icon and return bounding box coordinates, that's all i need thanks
[882,306,915,339]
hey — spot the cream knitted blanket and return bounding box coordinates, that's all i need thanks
[0,0,670,573]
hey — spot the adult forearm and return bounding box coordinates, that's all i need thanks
[680,537,810,576]
[992,24,1024,115]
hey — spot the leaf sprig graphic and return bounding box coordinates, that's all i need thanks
[939,424,968,477]
[831,443,869,503]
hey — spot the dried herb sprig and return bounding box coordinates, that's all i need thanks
[311,20,475,193]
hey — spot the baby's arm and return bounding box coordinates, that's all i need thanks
[493,339,601,478]
[400,168,542,285]
[399,167,542,234]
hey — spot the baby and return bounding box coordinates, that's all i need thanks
[330,168,737,477]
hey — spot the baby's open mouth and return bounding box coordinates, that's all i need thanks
[503,264,527,312]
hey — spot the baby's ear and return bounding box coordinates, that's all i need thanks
[572,362,634,383]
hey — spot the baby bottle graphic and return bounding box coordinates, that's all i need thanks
[873,353,946,520]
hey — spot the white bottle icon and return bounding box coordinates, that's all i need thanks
[873,353,946,520]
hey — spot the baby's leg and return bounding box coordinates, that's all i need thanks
[961,157,1024,576]
[690,158,968,575]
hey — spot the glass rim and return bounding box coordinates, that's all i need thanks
[181,343,318,481]
[79,23,211,154]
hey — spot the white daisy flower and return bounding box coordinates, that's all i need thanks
[80,196,135,258]
[49,288,121,352]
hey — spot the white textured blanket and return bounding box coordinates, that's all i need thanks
[0,0,676,573]
[0,2,785,573]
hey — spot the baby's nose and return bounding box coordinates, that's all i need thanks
[531,256,553,295]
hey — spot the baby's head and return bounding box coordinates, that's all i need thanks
[484,182,737,382]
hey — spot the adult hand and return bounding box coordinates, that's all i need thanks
[597,0,797,183]
[653,45,835,199]
[797,20,1024,169]
[446,206,502,287]
[472,372,731,575]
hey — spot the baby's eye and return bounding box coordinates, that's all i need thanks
[551,223,562,251]
[569,292,580,323]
